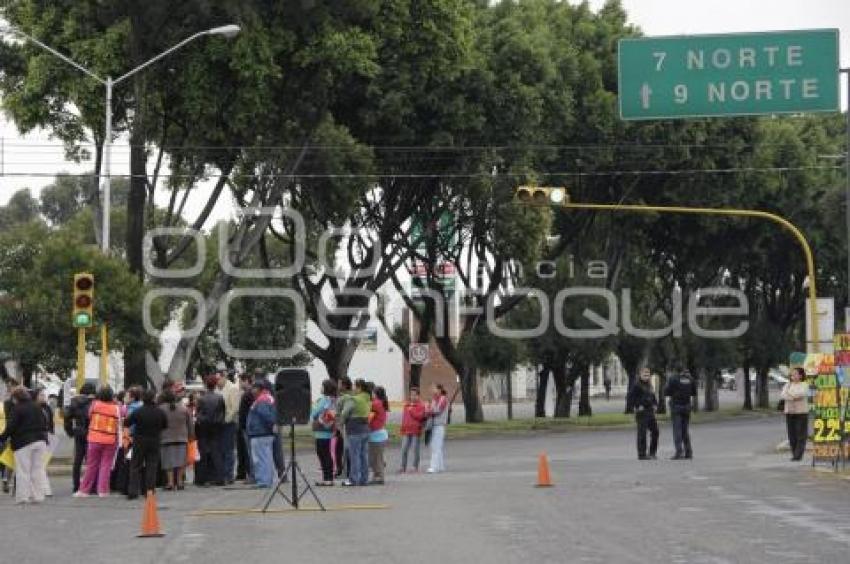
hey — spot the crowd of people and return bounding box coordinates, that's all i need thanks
[309,377,448,487]
[0,370,451,504]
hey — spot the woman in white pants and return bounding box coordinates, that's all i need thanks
[427,384,449,473]
[0,387,50,504]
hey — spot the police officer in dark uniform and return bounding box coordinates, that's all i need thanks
[626,367,659,460]
[664,367,697,459]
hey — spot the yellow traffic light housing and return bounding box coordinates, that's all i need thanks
[73,273,94,328]
[515,186,569,206]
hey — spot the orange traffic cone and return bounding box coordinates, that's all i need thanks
[137,491,165,538]
[535,452,554,487]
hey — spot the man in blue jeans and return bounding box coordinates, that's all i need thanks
[246,380,277,488]
[664,369,697,460]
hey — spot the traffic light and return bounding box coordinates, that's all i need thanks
[72,273,94,328]
[514,186,569,206]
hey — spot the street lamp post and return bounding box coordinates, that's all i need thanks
[0,24,241,252]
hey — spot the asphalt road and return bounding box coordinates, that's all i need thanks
[2,414,847,564]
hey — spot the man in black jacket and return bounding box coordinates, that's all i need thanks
[195,375,226,486]
[665,368,698,459]
[626,368,659,460]
[64,382,96,492]
[236,372,254,482]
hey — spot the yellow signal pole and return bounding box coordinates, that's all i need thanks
[100,323,108,387]
[523,197,820,352]
[76,327,86,390]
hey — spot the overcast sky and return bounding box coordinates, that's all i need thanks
[1,0,848,223]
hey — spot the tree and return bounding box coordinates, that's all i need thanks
[0,220,155,386]
[39,172,129,227]
[0,188,39,231]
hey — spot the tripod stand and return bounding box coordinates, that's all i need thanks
[261,418,325,512]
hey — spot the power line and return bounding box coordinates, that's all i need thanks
[0,165,841,181]
[0,140,836,151]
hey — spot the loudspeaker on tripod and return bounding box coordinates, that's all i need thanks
[273,368,311,425]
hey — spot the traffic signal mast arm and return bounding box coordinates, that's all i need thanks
[513,189,820,351]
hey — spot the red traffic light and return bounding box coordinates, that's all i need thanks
[75,276,93,291]
[75,295,92,308]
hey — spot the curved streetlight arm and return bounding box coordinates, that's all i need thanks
[114,30,208,85]
[0,26,105,84]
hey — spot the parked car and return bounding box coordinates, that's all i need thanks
[745,368,788,388]
[768,369,789,387]
[720,371,737,391]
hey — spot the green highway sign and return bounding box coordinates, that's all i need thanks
[618,29,839,120]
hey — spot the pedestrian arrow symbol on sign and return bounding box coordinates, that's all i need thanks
[640,83,652,109]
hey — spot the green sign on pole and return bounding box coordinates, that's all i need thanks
[618,29,839,120]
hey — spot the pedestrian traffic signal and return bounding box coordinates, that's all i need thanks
[73,273,94,328]
[514,186,569,206]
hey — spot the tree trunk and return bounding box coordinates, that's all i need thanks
[535,365,550,417]
[322,342,358,383]
[656,373,667,415]
[122,66,148,388]
[623,366,637,414]
[21,362,35,389]
[552,363,570,418]
[757,364,770,409]
[506,371,513,420]
[689,362,700,413]
[410,363,423,391]
[703,369,719,411]
[434,333,483,423]
[460,367,483,423]
[578,367,592,417]
[742,358,753,410]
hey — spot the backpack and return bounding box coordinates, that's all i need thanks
[65,396,91,437]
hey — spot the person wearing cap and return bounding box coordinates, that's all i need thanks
[246,380,277,488]
[664,367,697,460]
[626,368,659,460]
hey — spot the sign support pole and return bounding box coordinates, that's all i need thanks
[76,327,86,390]
[100,323,108,387]
[842,68,850,318]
